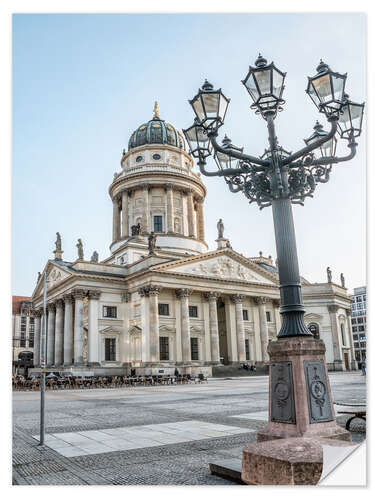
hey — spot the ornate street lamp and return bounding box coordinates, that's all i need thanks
[184,55,364,467]
[242,54,286,118]
[337,93,365,139]
[306,59,347,116]
[189,80,230,129]
[304,121,337,160]
[182,118,212,159]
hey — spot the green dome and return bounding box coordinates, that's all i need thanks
[128,103,186,151]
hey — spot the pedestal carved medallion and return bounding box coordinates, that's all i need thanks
[270,361,296,424]
[304,361,333,423]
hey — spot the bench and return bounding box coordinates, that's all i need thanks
[337,408,366,430]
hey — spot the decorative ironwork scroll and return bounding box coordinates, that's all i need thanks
[270,361,296,424]
[304,361,334,423]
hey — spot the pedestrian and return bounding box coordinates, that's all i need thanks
[361,360,366,376]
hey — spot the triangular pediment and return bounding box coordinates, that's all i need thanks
[32,260,74,300]
[99,326,121,335]
[152,249,278,285]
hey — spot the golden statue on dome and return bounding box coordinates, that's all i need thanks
[153,101,160,119]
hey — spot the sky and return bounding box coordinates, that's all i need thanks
[12,13,366,296]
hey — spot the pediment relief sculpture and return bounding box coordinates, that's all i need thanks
[47,267,69,288]
[168,256,270,283]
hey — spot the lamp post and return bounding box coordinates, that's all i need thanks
[184,55,364,484]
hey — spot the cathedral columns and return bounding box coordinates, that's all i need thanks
[112,196,121,242]
[176,289,193,363]
[149,286,161,362]
[63,294,74,365]
[196,197,205,241]
[121,190,129,238]
[231,294,246,362]
[187,189,195,237]
[33,310,41,367]
[88,290,101,364]
[204,292,220,364]
[346,309,357,370]
[255,297,269,362]
[46,303,56,366]
[73,289,85,365]
[143,184,150,233]
[328,304,343,370]
[54,299,64,366]
[166,184,174,233]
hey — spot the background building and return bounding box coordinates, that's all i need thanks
[12,296,34,374]
[28,107,357,376]
[350,286,367,364]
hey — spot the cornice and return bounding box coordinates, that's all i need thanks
[109,169,206,199]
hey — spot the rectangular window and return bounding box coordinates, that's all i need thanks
[357,317,363,324]
[191,337,199,361]
[245,339,250,361]
[351,318,357,324]
[358,325,365,332]
[354,342,359,348]
[103,306,117,318]
[154,215,163,232]
[29,317,34,347]
[189,305,198,318]
[158,303,169,316]
[356,296,362,302]
[353,326,358,332]
[266,311,271,322]
[243,309,249,321]
[159,337,169,361]
[20,316,27,347]
[104,338,116,361]
[353,334,359,340]
[360,342,366,348]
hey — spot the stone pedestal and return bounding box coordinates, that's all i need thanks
[215,237,230,250]
[242,437,357,485]
[257,337,350,442]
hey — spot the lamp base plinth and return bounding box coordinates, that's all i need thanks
[257,337,351,443]
[241,437,356,485]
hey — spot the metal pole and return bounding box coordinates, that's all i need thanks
[39,272,47,445]
[266,113,311,338]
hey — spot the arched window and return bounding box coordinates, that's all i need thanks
[340,323,346,346]
[308,323,320,339]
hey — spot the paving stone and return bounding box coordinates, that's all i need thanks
[13,373,366,485]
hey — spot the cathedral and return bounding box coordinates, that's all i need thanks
[30,104,356,376]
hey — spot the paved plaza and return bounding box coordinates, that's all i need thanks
[13,372,366,485]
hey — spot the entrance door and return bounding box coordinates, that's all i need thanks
[344,352,349,370]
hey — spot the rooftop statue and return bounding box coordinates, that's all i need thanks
[217,218,224,239]
[327,266,332,283]
[76,239,84,260]
[148,232,157,255]
[55,232,62,251]
[90,251,99,263]
[340,272,345,288]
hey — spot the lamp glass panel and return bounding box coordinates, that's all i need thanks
[255,69,271,95]
[218,94,229,121]
[349,103,363,129]
[339,104,351,126]
[331,75,345,104]
[312,73,331,103]
[244,73,259,100]
[307,83,321,107]
[202,93,219,118]
[216,151,230,168]
[272,69,284,98]
[192,97,205,121]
